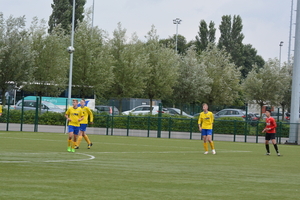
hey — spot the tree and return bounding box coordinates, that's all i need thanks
[241,44,265,78]
[218,15,244,68]
[195,20,216,52]
[172,46,212,111]
[200,44,241,105]
[108,23,150,111]
[242,59,283,116]
[23,17,69,101]
[144,25,180,109]
[159,34,187,54]
[48,0,86,34]
[0,14,33,105]
[72,18,114,99]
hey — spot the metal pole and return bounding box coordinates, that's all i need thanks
[67,0,76,107]
[288,0,300,144]
[92,0,95,28]
[288,0,294,65]
[279,41,283,68]
[173,18,181,53]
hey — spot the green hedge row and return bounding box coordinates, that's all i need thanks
[0,109,290,137]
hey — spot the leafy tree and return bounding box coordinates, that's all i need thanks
[23,17,69,101]
[242,59,283,116]
[195,20,216,52]
[241,44,265,78]
[72,18,114,99]
[0,14,33,105]
[108,23,150,111]
[159,34,187,54]
[172,46,212,112]
[200,44,241,105]
[48,0,86,34]
[144,25,180,109]
[218,15,244,68]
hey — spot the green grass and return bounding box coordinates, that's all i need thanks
[0,131,299,200]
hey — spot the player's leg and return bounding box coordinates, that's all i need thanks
[76,126,84,149]
[67,126,74,152]
[80,124,92,148]
[265,139,270,155]
[202,130,209,154]
[72,127,79,152]
[271,137,280,156]
[206,130,216,154]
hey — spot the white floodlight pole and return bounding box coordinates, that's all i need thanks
[173,18,182,53]
[289,0,300,144]
[67,0,76,107]
[279,41,283,68]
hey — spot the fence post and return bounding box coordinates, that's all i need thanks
[126,115,130,136]
[147,116,150,137]
[277,122,282,144]
[233,120,236,142]
[20,97,24,131]
[157,103,162,138]
[168,117,172,138]
[5,96,11,131]
[106,115,109,135]
[255,121,259,143]
[34,96,39,132]
[189,118,193,139]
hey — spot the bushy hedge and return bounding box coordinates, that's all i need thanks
[214,117,248,135]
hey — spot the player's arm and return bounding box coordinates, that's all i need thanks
[87,107,94,124]
[198,113,202,131]
[65,110,71,121]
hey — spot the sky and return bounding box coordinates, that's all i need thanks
[0,0,295,62]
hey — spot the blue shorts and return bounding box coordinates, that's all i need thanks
[68,126,80,135]
[80,124,87,132]
[201,129,213,136]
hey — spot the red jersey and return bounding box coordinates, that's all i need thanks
[265,117,276,133]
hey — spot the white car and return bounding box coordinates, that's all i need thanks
[122,105,167,115]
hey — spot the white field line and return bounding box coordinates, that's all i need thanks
[0,152,95,163]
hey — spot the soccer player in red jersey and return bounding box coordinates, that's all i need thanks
[262,110,280,156]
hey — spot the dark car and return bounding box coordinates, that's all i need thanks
[14,100,65,113]
[95,105,119,115]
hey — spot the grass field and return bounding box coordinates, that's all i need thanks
[0,131,299,200]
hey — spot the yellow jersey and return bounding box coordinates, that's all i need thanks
[65,106,84,127]
[198,111,214,129]
[80,106,93,124]
[0,105,2,114]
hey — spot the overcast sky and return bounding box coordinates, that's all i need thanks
[1,0,295,62]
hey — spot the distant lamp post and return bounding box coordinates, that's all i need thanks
[279,41,284,67]
[173,18,182,53]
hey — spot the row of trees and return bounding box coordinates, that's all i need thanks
[0,4,292,114]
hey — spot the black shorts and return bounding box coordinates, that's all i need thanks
[265,133,276,141]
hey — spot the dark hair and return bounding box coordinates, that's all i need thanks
[266,109,271,113]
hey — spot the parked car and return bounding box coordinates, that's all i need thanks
[14,100,65,113]
[166,108,193,118]
[262,112,284,120]
[95,105,119,115]
[214,108,246,119]
[122,105,167,115]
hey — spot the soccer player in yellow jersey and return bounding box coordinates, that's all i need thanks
[198,103,216,154]
[65,99,84,153]
[0,104,2,116]
[75,99,94,149]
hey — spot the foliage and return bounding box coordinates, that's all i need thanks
[172,46,212,107]
[195,20,216,52]
[199,44,241,105]
[72,17,114,99]
[48,0,86,34]
[23,17,69,98]
[108,23,150,111]
[0,14,33,105]
[214,117,247,135]
[143,25,180,108]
